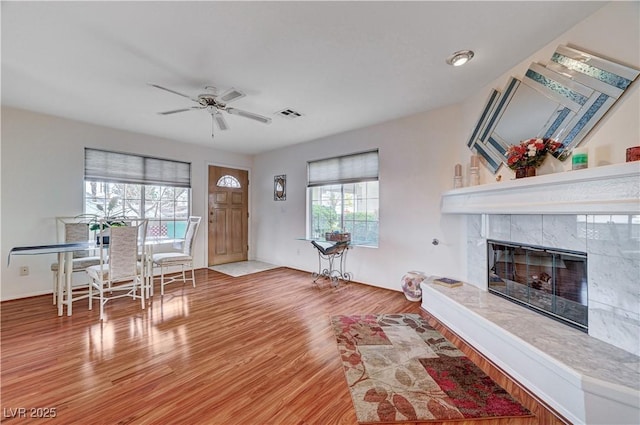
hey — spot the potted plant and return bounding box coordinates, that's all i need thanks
[78,197,127,244]
[506,137,562,178]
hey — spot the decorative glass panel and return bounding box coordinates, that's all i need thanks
[216,175,241,188]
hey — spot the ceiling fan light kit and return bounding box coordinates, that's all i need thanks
[150,83,271,138]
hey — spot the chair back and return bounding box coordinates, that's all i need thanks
[105,220,147,282]
[118,217,149,248]
[181,216,201,256]
[56,217,94,258]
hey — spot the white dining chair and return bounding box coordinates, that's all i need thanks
[152,216,201,295]
[50,216,100,305]
[87,219,148,320]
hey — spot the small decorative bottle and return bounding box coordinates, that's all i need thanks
[469,155,480,186]
[469,167,480,186]
[453,164,463,188]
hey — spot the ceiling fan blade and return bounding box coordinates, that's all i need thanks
[149,83,198,102]
[216,88,246,104]
[158,106,204,115]
[213,111,230,131]
[226,107,272,124]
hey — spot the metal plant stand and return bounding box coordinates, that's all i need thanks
[310,240,352,287]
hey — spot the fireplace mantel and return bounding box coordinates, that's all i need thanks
[441,161,640,215]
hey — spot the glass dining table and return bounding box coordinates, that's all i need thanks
[8,238,182,316]
[9,242,98,316]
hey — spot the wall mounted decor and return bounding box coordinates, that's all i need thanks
[274,175,286,201]
[468,45,640,173]
[467,89,503,173]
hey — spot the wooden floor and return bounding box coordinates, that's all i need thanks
[1,268,565,425]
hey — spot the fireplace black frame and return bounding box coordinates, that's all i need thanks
[487,239,588,332]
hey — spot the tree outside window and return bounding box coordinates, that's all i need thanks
[309,181,378,247]
[85,182,190,239]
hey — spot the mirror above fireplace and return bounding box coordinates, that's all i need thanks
[468,45,640,173]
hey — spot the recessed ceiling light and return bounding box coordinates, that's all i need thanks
[446,50,475,67]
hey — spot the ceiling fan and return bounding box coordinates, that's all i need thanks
[149,83,272,138]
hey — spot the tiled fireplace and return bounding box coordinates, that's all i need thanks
[441,162,640,355]
[487,239,588,331]
[467,212,638,354]
[431,162,640,424]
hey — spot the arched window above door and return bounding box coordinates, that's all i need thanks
[216,175,241,188]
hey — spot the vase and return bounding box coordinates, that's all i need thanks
[515,166,536,179]
[400,271,426,302]
[626,146,640,162]
[96,229,110,245]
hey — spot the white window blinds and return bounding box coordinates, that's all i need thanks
[84,148,191,188]
[307,150,379,187]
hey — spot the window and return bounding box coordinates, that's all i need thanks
[307,150,379,247]
[216,175,241,188]
[84,148,191,239]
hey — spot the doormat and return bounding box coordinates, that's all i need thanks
[209,261,279,277]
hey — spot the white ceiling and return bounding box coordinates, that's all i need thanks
[1,1,606,155]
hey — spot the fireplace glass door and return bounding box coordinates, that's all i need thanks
[488,240,588,331]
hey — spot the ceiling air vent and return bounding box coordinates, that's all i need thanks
[276,108,303,119]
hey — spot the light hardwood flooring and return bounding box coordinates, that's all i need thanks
[1,268,566,424]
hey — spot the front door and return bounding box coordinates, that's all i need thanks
[208,166,248,265]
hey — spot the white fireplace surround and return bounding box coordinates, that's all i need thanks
[428,161,640,424]
[441,161,640,215]
[421,281,639,425]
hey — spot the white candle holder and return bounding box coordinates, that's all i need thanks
[469,167,480,186]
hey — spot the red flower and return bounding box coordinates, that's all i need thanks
[506,137,561,170]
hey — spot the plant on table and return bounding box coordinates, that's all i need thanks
[78,197,127,232]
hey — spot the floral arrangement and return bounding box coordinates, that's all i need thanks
[506,138,562,170]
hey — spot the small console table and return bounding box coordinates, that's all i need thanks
[310,240,352,286]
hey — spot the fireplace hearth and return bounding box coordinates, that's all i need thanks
[487,240,588,331]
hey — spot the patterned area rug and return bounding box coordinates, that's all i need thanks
[331,314,533,423]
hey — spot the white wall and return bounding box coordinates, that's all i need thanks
[459,1,640,185]
[251,104,466,291]
[0,107,252,300]
[2,2,637,301]
[251,2,639,293]
[458,1,640,288]
[456,2,640,357]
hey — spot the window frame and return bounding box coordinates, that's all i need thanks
[83,149,192,240]
[307,150,379,247]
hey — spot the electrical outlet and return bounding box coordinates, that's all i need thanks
[19,266,29,276]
